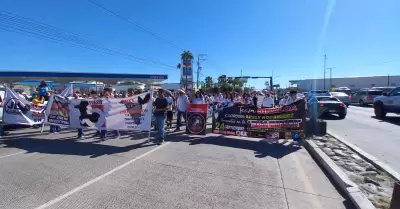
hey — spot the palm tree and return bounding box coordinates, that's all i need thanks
[205,76,213,88]
[177,63,181,69]
[218,75,227,86]
[264,81,270,89]
[181,50,194,60]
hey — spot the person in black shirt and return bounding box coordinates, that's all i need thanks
[153,88,169,144]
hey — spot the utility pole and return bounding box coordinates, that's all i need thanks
[323,54,327,90]
[326,67,335,88]
[196,54,207,89]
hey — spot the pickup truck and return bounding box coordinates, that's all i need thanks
[373,87,400,118]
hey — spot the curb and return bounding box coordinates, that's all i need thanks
[304,139,375,209]
[327,131,400,182]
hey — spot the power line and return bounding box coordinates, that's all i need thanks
[0,10,176,69]
[88,0,184,51]
[87,1,228,76]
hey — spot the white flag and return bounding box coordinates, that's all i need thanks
[3,87,45,125]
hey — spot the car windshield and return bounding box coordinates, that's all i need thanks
[317,97,338,102]
[368,91,383,95]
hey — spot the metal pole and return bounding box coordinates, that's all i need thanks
[330,68,332,88]
[196,56,200,89]
[388,74,390,86]
[323,54,327,90]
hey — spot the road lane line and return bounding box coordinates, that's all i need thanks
[35,142,170,209]
[0,151,27,159]
[291,152,323,209]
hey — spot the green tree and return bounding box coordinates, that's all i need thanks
[233,77,244,87]
[221,83,233,93]
[264,81,270,89]
[234,86,243,93]
[177,50,193,70]
[212,86,220,94]
[181,50,194,60]
[218,75,227,86]
[205,76,213,88]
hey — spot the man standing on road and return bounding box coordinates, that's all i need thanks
[174,88,189,132]
[153,88,169,144]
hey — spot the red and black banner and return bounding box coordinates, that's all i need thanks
[186,104,208,135]
[212,99,306,140]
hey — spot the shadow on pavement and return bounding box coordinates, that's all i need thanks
[371,116,400,126]
[0,137,155,158]
[350,104,373,108]
[177,135,301,159]
[320,114,343,120]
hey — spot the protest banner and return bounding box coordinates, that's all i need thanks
[186,104,208,135]
[2,87,45,125]
[45,92,153,131]
[212,99,306,140]
[40,84,73,133]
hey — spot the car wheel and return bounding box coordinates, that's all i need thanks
[374,103,387,118]
[359,100,365,106]
[338,113,346,119]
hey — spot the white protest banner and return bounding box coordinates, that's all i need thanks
[3,87,45,125]
[45,92,153,131]
[60,84,73,97]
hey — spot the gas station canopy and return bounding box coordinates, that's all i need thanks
[0,71,168,84]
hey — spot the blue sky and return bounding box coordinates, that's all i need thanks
[1,0,399,89]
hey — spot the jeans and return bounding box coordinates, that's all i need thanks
[77,129,83,137]
[155,114,166,140]
[176,111,186,129]
[50,125,61,133]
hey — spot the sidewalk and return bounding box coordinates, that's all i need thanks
[33,133,353,209]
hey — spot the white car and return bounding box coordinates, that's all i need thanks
[373,87,400,118]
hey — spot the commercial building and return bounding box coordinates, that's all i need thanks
[289,75,400,91]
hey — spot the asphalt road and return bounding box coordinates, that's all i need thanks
[325,105,400,172]
[0,126,352,209]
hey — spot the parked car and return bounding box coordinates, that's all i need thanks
[307,96,347,119]
[307,90,331,99]
[331,87,352,96]
[373,87,400,118]
[330,92,351,107]
[371,86,395,94]
[351,89,383,106]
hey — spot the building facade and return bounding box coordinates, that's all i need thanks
[290,75,400,91]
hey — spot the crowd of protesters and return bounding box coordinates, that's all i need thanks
[4,80,305,145]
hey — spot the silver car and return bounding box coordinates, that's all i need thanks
[351,89,383,106]
[330,92,350,106]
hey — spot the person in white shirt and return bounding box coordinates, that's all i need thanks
[174,88,189,131]
[261,93,274,108]
[279,94,289,106]
[192,91,205,104]
[285,90,300,105]
[165,93,174,129]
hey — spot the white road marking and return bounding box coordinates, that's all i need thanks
[35,142,170,209]
[0,151,27,159]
